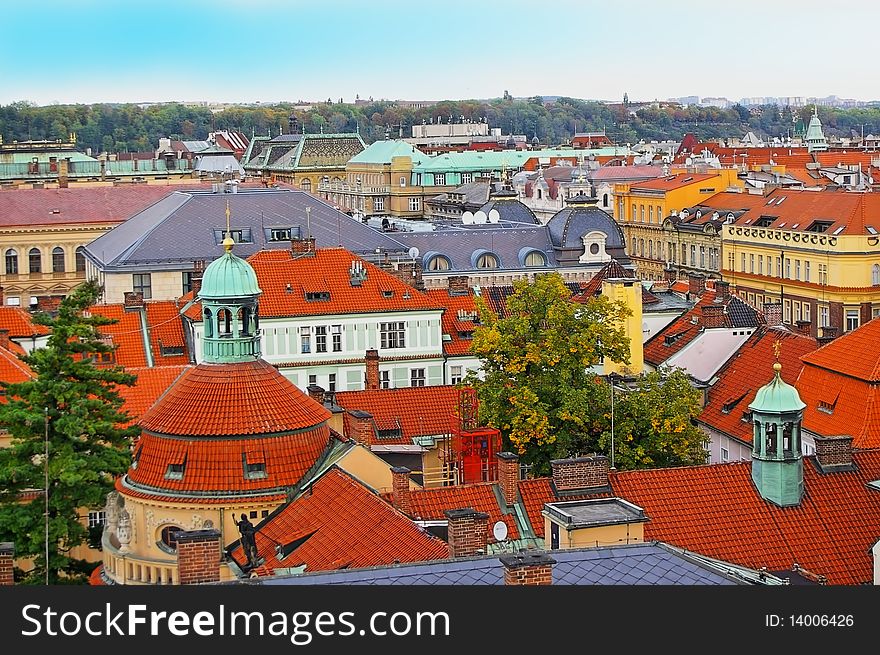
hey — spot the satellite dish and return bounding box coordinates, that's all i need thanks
[488,209,500,223]
[492,521,508,542]
[474,210,488,224]
[462,211,475,225]
[408,246,420,260]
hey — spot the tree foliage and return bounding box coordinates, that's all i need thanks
[0,280,138,584]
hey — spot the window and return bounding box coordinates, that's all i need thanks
[374,197,384,212]
[159,525,183,550]
[410,368,426,387]
[380,321,405,349]
[29,248,41,274]
[820,305,829,327]
[435,173,446,186]
[873,264,880,286]
[758,255,763,275]
[52,247,65,273]
[88,510,106,529]
[803,303,811,322]
[399,176,407,187]
[648,206,654,223]
[305,291,331,302]
[331,325,342,352]
[409,197,421,212]
[182,271,194,294]
[720,447,729,462]
[640,205,645,222]
[315,325,327,353]
[308,374,317,386]
[75,247,85,272]
[524,251,546,267]
[5,249,17,275]
[795,302,802,323]
[328,373,336,392]
[740,252,746,272]
[380,370,390,389]
[244,460,267,480]
[165,462,185,480]
[784,299,791,324]
[269,228,293,241]
[213,228,253,244]
[846,309,859,332]
[5,297,20,307]
[133,273,152,299]
[795,259,801,281]
[301,329,311,353]
[775,257,781,277]
[476,252,498,269]
[690,246,696,267]
[427,255,450,271]
[683,244,689,266]
[450,365,463,385]
[749,254,754,274]
[631,204,636,221]
[300,179,311,192]
[785,258,791,279]
[656,205,662,221]
[818,263,828,285]
[462,173,472,184]
[648,241,654,259]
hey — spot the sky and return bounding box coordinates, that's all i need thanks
[2,0,878,106]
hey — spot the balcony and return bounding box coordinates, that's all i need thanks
[317,182,390,195]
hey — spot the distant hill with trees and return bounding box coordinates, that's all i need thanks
[3,97,880,156]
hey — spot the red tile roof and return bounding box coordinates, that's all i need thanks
[797,368,880,448]
[801,318,880,382]
[629,173,719,192]
[732,188,880,236]
[90,300,190,368]
[571,259,636,301]
[698,327,818,443]
[0,345,34,392]
[233,468,448,575]
[116,365,190,425]
[408,482,519,542]
[0,184,186,227]
[335,385,461,443]
[0,307,49,337]
[248,249,444,318]
[139,359,331,436]
[425,289,479,355]
[609,451,880,585]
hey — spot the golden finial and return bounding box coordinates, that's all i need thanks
[772,339,782,373]
[223,199,234,252]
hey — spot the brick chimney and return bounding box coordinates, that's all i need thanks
[191,260,205,296]
[0,286,4,305]
[814,435,855,473]
[763,302,783,327]
[795,320,812,337]
[444,508,489,558]
[0,542,13,586]
[36,296,63,313]
[0,329,9,352]
[175,529,221,585]
[447,275,470,297]
[501,552,556,586]
[551,456,611,491]
[701,304,725,329]
[391,466,412,515]
[365,349,380,391]
[307,384,325,406]
[347,410,376,446]
[817,325,838,346]
[496,452,520,506]
[291,236,316,255]
[664,267,678,284]
[58,158,69,188]
[715,280,730,302]
[123,291,145,311]
[688,273,705,298]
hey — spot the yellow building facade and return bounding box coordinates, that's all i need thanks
[601,277,644,376]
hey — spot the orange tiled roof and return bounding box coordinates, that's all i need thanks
[630,173,719,192]
[409,482,519,542]
[732,188,880,236]
[139,359,331,436]
[0,345,34,400]
[0,307,49,337]
[90,300,190,368]
[698,327,818,444]
[116,365,190,425]
[425,288,479,355]
[335,385,461,443]
[88,565,106,586]
[232,467,448,575]
[248,248,444,318]
[571,259,636,301]
[800,318,880,382]
[609,451,880,585]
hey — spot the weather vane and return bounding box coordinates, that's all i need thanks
[773,339,781,361]
[223,199,234,252]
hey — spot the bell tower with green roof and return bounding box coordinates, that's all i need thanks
[198,201,263,363]
[748,340,806,507]
[805,106,828,153]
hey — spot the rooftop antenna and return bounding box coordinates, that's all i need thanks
[306,206,312,240]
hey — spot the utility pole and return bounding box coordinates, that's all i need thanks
[44,406,49,586]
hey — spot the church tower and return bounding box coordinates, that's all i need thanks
[804,106,828,153]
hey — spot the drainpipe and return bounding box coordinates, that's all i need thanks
[139,308,154,368]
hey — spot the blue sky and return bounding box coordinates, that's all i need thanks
[2,0,878,105]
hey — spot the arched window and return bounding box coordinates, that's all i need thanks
[427,255,450,271]
[649,206,654,223]
[217,308,232,336]
[524,251,546,267]
[536,188,543,200]
[873,264,880,286]
[657,205,662,221]
[28,248,41,274]
[240,307,252,336]
[476,253,498,269]
[648,241,654,259]
[602,193,609,207]
[640,205,645,222]
[159,525,183,551]
[75,247,86,273]
[5,249,17,275]
[52,247,65,273]
[204,308,213,338]
[639,239,645,257]
[301,179,311,192]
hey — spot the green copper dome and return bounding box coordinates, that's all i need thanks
[198,250,261,300]
[749,364,805,414]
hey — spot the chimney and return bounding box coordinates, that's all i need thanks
[795,320,812,337]
[191,260,205,296]
[0,286,4,305]
[447,275,470,297]
[347,410,376,446]
[501,552,556,586]
[0,329,9,351]
[58,157,69,188]
[174,529,221,585]
[813,435,855,473]
[701,304,725,329]
[687,273,705,298]
[444,508,489,558]
[664,267,677,284]
[551,455,611,491]
[306,384,325,406]
[389,260,425,291]
[123,291,145,311]
[364,349,380,391]
[763,302,783,327]
[817,325,838,346]
[291,236,316,255]
[36,296,63,313]
[715,280,730,302]
[496,452,520,506]
[0,542,13,586]
[391,466,412,515]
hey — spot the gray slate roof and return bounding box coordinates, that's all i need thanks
[252,542,756,586]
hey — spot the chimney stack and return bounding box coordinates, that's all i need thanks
[664,266,678,285]
[763,302,783,327]
[291,236,316,255]
[123,291,145,311]
[817,325,838,346]
[174,529,221,585]
[346,410,376,446]
[795,320,812,337]
[687,273,705,298]
[58,157,69,188]
[191,260,205,296]
[496,452,520,506]
[391,466,412,515]
[701,304,725,329]
[715,280,731,302]
[444,508,489,558]
[551,456,611,491]
[0,542,13,586]
[306,384,325,406]
[365,349,380,391]
[813,435,855,473]
[36,296,63,313]
[447,275,470,297]
[501,552,556,586]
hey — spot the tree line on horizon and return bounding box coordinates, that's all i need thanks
[3,97,880,157]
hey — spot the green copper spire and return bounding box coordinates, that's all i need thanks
[748,341,805,507]
[804,106,828,153]
[198,201,262,363]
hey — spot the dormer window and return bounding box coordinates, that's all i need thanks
[243,449,267,480]
[165,458,186,480]
[755,216,776,228]
[305,291,331,302]
[381,290,394,299]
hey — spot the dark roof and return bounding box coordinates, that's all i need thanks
[726,296,760,328]
[477,198,540,224]
[251,542,756,585]
[547,204,626,250]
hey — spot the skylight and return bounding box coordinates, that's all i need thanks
[832,226,845,235]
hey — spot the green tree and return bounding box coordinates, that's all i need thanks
[466,274,632,475]
[0,281,138,584]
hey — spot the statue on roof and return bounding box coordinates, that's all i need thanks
[236,514,260,569]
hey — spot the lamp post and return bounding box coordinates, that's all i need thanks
[608,373,619,470]
[44,406,49,586]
